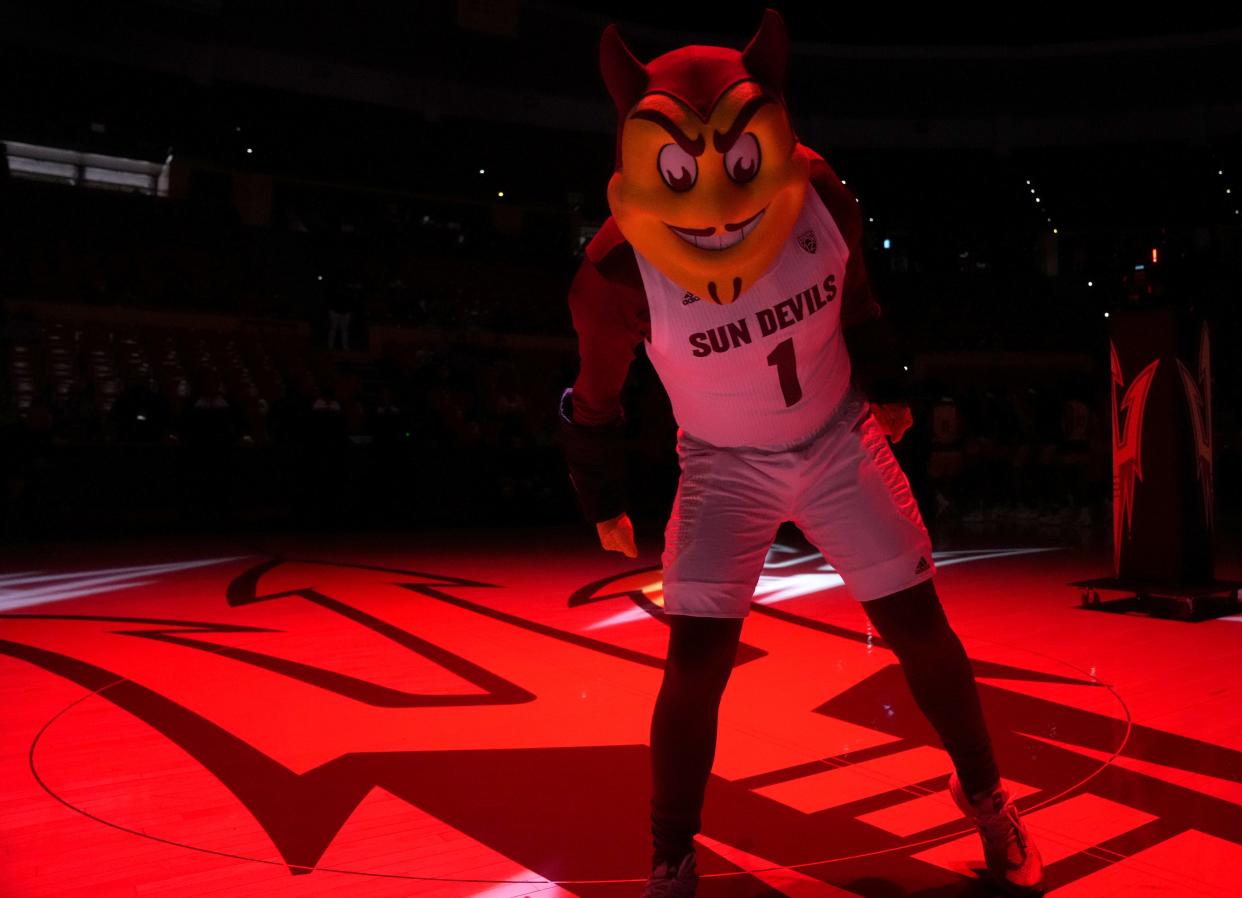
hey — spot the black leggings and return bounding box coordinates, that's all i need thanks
[649,576,999,866]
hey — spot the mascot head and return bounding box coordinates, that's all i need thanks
[601,8,809,305]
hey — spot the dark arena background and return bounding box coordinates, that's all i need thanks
[2,3,1242,896]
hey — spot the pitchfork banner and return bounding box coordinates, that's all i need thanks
[1109,306,1214,585]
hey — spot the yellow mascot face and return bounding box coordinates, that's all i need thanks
[608,82,808,305]
[600,11,809,304]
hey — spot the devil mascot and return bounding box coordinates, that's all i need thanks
[558,10,1043,896]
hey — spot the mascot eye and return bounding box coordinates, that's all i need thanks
[658,144,697,192]
[724,133,761,184]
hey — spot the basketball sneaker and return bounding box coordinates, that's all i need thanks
[949,773,1044,895]
[640,849,698,898]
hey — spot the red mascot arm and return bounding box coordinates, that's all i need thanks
[806,148,912,406]
[558,222,650,524]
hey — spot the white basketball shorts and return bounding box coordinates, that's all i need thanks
[660,386,935,617]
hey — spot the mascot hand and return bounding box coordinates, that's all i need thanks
[596,512,638,558]
[871,402,913,443]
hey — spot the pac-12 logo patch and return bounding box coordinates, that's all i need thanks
[797,229,817,254]
[681,291,701,305]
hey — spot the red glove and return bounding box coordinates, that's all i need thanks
[596,512,638,558]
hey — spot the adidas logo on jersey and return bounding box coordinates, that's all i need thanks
[681,291,701,305]
[914,556,930,574]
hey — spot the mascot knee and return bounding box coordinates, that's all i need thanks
[862,577,958,660]
[664,616,743,696]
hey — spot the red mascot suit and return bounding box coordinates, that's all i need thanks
[558,11,1044,897]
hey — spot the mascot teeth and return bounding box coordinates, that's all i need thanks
[669,210,765,251]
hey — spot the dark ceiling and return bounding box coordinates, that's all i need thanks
[2,0,1240,231]
[18,2,1242,54]
[557,3,1242,48]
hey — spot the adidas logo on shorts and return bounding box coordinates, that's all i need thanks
[914,556,930,574]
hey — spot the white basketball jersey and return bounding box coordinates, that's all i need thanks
[635,187,853,449]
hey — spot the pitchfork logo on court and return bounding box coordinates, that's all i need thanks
[2,548,1239,891]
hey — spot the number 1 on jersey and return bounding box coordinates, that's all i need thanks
[766,337,802,407]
